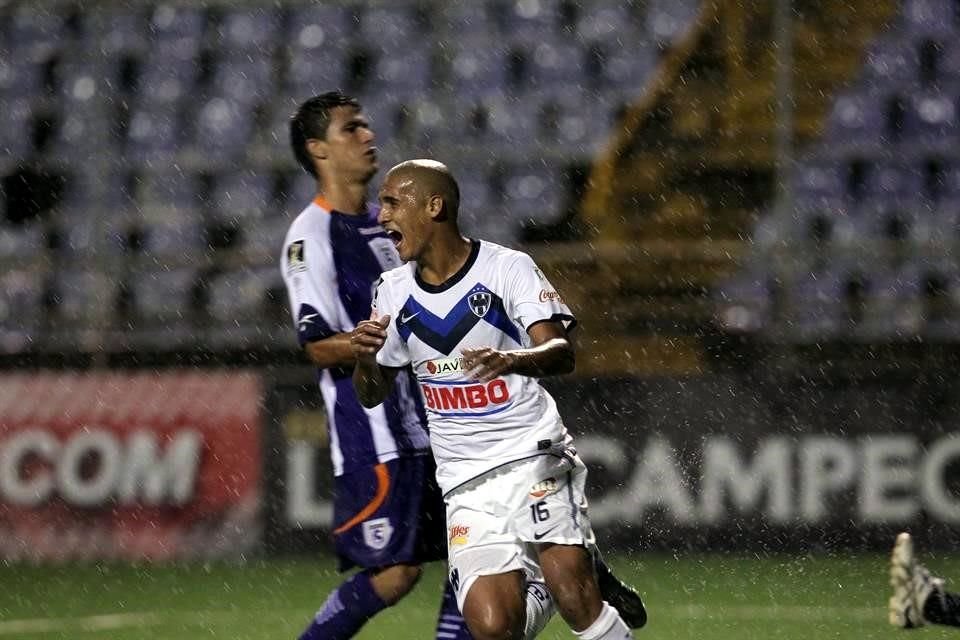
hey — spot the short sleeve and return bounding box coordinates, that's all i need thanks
[373,277,411,368]
[508,253,577,332]
[280,236,343,346]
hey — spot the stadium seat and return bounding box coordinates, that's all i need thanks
[0,57,45,99]
[791,160,850,210]
[576,1,643,41]
[713,265,775,333]
[285,46,347,98]
[204,266,285,345]
[899,0,956,37]
[125,104,183,161]
[823,90,889,154]
[149,4,207,44]
[499,0,563,38]
[48,269,119,326]
[362,45,433,99]
[0,223,44,261]
[137,47,200,108]
[859,162,927,203]
[81,6,147,56]
[0,268,45,352]
[503,163,566,227]
[645,0,700,45]
[128,268,198,322]
[442,2,498,35]
[588,39,657,90]
[860,37,922,88]
[139,211,206,258]
[0,98,36,159]
[212,7,282,51]
[359,4,425,45]
[7,4,69,62]
[448,36,510,96]
[208,56,274,106]
[286,4,358,49]
[208,171,274,222]
[191,98,256,159]
[786,263,870,339]
[900,90,958,151]
[527,37,586,88]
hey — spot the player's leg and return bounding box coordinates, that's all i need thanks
[537,543,631,638]
[445,469,548,640]
[889,532,958,628]
[460,571,527,640]
[523,451,632,638]
[416,455,474,639]
[298,458,427,639]
[436,578,473,640]
[299,563,421,640]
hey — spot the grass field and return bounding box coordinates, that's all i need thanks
[3,551,960,639]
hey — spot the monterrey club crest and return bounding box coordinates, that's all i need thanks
[469,292,492,318]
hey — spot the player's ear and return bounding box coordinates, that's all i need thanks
[427,194,445,220]
[306,138,327,161]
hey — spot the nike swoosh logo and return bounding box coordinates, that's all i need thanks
[400,312,421,323]
[533,527,559,541]
[298,313,319,328]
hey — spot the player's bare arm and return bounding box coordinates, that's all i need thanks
[350,312,398,407]
[303,333,357,369]
[462,320,575,382]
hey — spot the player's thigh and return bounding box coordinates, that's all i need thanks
[445,470,540,612]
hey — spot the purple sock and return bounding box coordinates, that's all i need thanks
[299,570,387,640]
[434,579,473,640]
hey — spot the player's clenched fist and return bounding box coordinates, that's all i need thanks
[351,311,391,363]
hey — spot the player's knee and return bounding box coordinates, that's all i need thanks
[371,563,423,605]
[465,606,524,640]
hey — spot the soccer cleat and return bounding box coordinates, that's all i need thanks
[594,554,647,629]
[889,532,944,629]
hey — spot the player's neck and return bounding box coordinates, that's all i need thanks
[317,180,367,215]
[417,234,473,286]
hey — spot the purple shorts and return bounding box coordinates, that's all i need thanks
[333,454,447,571]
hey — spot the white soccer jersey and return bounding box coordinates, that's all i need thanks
[373,239,576,494]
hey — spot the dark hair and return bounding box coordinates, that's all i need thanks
[290,91,361,177]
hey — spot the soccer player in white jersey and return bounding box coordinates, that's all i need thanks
[351,159,636,640]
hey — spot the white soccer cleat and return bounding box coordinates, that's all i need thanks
[889,532,944,629]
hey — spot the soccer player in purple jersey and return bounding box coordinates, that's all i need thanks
[282,92,471,640]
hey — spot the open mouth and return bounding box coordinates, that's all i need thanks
[385,229,403,248]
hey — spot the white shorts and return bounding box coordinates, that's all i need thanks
[444,448,595,611]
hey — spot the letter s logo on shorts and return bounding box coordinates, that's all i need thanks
[362,517,394,550]
[420,379,512,416]
[449,525,470,546]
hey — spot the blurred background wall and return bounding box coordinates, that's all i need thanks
[1,0,958,559]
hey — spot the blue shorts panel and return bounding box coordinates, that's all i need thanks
[333,455,447,571]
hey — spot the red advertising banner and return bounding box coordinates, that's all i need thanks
[0,371,261,561]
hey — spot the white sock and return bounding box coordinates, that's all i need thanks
[523,580,555,639]
[573,602,632,639]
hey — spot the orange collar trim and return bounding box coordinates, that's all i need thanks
[312,195,334,211]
